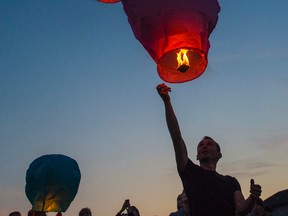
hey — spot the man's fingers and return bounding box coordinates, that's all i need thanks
[250,186,262,193]
[157,83,171,95]
[250,179,262,198]
[161,87,171,94]
[156,83,165,89]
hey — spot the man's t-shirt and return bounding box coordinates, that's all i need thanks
[178,159,241,216]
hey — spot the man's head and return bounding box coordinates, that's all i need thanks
[27,210,47,216]
[127,206,140,216]
[9,212,21,216]
[176,193,183,210]
[79,208,92,216]
[181,191,189,213]
[197,136,222,162]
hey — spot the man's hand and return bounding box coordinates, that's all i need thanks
[156,83,171,102]
[119,199,130,213]
[123,199,130,210]
[250,179,262,200]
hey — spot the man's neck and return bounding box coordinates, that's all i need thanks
[199,160,217,171]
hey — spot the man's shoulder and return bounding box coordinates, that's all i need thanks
[217,173,241,191]
[169,208,185,216]
[178,158,198,172]
[223,174,238,181]
[217,172,239,182]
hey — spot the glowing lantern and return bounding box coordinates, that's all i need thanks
[25,154,81,213]
[97,0,120,3]
[97,0,220,83]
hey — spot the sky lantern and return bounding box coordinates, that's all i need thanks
[97,0,120,3]
[97,0,220,83]
[25,154,81,213]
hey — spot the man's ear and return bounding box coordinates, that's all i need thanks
[218,153,222,159]
[196,155,199,160]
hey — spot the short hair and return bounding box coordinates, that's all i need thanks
[176,193,182,210]
[128,206,140,216]
[79,208,92,216]
[199,136,221,153]
[9,212,21,216]
[27,210,47,216]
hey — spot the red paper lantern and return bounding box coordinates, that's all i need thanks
[97,0,120,3]
[98,0,220,83]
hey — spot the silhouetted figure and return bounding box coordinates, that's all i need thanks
[116,200,140,216]
[249,199,273,216]
[170,191,189,216]
[264,206,273,216]
[79,208,92,216]
[176,193,183,210]
[156,83,262,216]
[9,212,21,216]
[27,210,47,216]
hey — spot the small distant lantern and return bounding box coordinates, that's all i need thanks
[25,154,81,213]
[97,0,120,3]
[97,0,220,83]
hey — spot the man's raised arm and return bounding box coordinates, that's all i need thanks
[156,83,188,171]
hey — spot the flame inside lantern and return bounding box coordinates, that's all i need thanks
[157,48,207,83]
[177,49,190,73]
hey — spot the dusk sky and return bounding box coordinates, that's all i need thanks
[1,1,287,216]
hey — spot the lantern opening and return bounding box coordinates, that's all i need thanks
[177,49,190,73]
[157,48,207,83]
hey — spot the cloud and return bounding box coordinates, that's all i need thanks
[226,170,269,178]
[218,158,283,178]
[255,134,288,150]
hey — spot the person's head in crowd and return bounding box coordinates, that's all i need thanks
[27,210,47,216]
[79,208,92,216]
[176,193,183,210]
[127,206,140,216]
[9,211,21,216]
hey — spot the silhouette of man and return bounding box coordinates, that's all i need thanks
[156,83,262,216]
